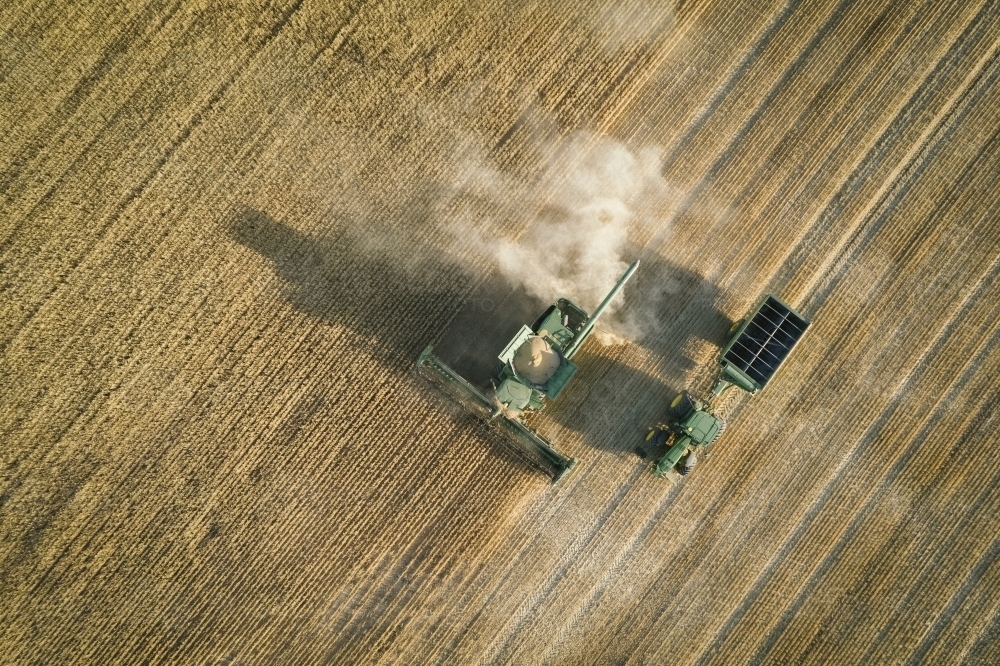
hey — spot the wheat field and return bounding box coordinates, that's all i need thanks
[3,0,1000,663]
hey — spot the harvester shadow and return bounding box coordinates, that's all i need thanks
[432,280,547,382]
[230,208,561,378]
[230,208,475,370]
[230,210,731,463]
[227,209,547,593]
[230,208,570,478]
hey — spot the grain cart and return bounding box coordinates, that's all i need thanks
[645,295,809,483]
[417,260,640,481]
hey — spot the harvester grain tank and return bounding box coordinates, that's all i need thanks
[645,295,810,483]
[417,260,640,481]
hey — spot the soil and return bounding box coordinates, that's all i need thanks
[3,1,1000,663]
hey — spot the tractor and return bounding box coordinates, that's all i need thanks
[643,294,810,483]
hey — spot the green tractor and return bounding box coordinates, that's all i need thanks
[644,295,810,483]
[645,391,725,481]
[417,260,640,481]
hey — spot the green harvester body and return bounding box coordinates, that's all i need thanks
[417,260,639,481]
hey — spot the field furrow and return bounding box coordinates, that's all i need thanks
[3,1,999,663]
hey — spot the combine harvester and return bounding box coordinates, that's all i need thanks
[644,295,810,483]
[416,260,640,481]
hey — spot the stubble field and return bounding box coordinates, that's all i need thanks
[3,0,1000,663]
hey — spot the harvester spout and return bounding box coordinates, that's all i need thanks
[563,259,639,359]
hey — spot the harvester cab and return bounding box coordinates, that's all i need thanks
[416,260,640,481]
[644,294,809,483]
[492,297,587,413]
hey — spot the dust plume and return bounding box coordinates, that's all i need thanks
[446,131,678,342]
[590,1,675,53]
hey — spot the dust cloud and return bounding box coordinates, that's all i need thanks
[590,1,676,53]
[445,131,678,342]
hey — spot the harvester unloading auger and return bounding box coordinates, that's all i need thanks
[416,260,640,482]
[642,295,810,483]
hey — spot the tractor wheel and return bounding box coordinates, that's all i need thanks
[648,428,669,448]
[667,391,695,419]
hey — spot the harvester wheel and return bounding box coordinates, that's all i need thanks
[667,391,695,419]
